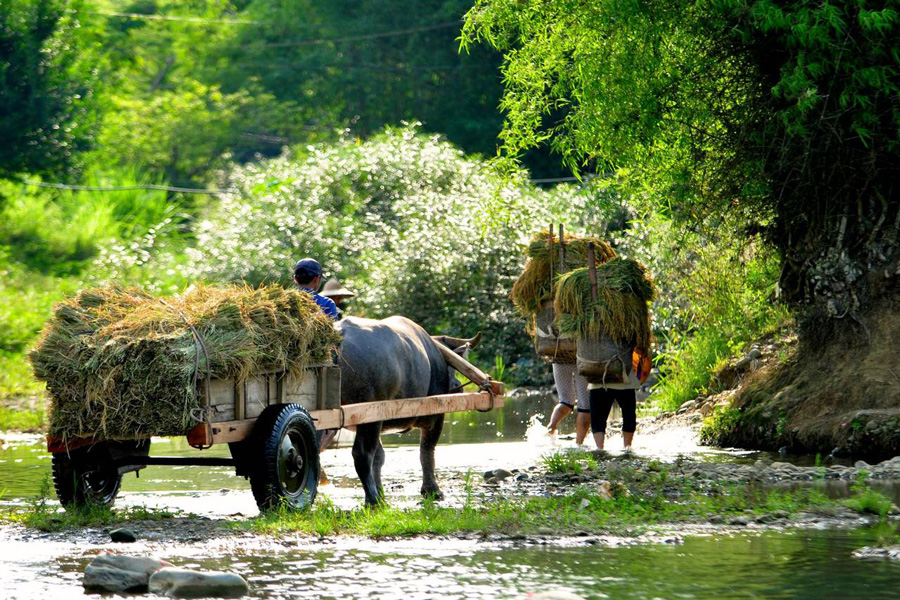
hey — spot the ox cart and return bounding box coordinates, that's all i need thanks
[46,344,504,511]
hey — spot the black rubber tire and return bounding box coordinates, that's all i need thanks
[249,404,319,511]
[51,444,122,510]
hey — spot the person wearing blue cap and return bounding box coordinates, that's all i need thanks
[293,258,339,321]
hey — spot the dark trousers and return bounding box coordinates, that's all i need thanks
[589,388,637,434]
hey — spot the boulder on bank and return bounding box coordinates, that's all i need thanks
[148,567,249,598]
[83,553,173,593]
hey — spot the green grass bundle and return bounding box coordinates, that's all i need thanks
[554,258,655,351]
[30,284,342,440]
[510,230,617,318]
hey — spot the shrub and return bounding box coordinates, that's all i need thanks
[177,125,607,382]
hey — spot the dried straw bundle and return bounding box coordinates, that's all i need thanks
[30,284,342,440]
[554,258,655,352]
[510,230,617,319]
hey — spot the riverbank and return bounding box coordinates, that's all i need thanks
[4,449,899,545]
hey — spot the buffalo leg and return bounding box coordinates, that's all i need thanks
[373,439,386,497]
[419,415,444,500]
[352,422,384,506]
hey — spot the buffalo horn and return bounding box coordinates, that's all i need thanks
[432,332,482,350]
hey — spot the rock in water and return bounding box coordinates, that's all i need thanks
[149,567,249,598]
[83,553,172,593]
[109,528,137,543]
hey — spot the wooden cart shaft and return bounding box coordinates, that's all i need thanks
[186,381,504,447]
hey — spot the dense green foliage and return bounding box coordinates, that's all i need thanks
[36,0,563,185]
[0,1,796,422]
[0,0,100,177]
[464,0,900,327]
[119,126,602,380]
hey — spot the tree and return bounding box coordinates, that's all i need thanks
[0,0,100,177]
[463,0,900,337]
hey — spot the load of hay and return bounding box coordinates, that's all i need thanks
[510,230,617,319]
[30,284,342,440]
[554,258,656,353]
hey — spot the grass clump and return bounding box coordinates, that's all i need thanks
[554,258,655,351]
[30,284,342,440]
[541,450,599,474]
[842,473,896,519]
[699,405,742,445]
[3,475,177,532]
[237,471,847,538]
[510,230,617,319]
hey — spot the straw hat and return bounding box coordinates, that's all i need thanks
[320,279,356,301]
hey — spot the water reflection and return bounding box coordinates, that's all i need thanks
[11,529,900,600]
[2,390,899,510]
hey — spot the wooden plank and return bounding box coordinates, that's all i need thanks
[235,380,246,421]
[244,375,268,420]
[310,390,504,430]
[430,340,492,387]
[206,419,256,445]
[208,379,236,422]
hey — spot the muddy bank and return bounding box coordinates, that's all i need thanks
[678,309,900,462]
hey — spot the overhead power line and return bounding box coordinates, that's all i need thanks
[236,22,460,48]
[22,180,234,195]
[86,10,461,45]
[21,175,583,195]
[88,10,259,25]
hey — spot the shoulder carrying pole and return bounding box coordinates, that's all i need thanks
[548,221,555,296]
[558,223,565,273]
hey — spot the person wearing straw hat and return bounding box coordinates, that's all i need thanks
[319,278,356,316]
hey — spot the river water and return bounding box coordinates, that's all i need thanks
[2,391,900,598]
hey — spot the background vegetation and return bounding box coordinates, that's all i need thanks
[1,0,799,424]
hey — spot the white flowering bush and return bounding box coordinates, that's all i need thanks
[175,125,604,383]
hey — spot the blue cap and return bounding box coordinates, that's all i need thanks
[293,258,323,280]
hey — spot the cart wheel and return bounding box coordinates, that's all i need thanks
[51,444,121,509]
[250,404,319,511]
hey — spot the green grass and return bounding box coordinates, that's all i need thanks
[541,450,599,474]
[699,405,742,445]
[3,475,177,532]
[842,473,896,519]
[236,484,839,538]
[235,462,858,538]
[0,400,45,431]
[655,328,734,412]
[4,463,886,539]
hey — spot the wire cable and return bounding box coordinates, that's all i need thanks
[21,180,235,195]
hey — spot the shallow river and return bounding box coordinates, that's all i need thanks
[2,391,900,598]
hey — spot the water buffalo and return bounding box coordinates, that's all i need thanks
[334,315,480,505]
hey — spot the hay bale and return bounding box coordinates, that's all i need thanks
[554,258,655,353]
[510,230,617,320]
[30,284,342,440]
